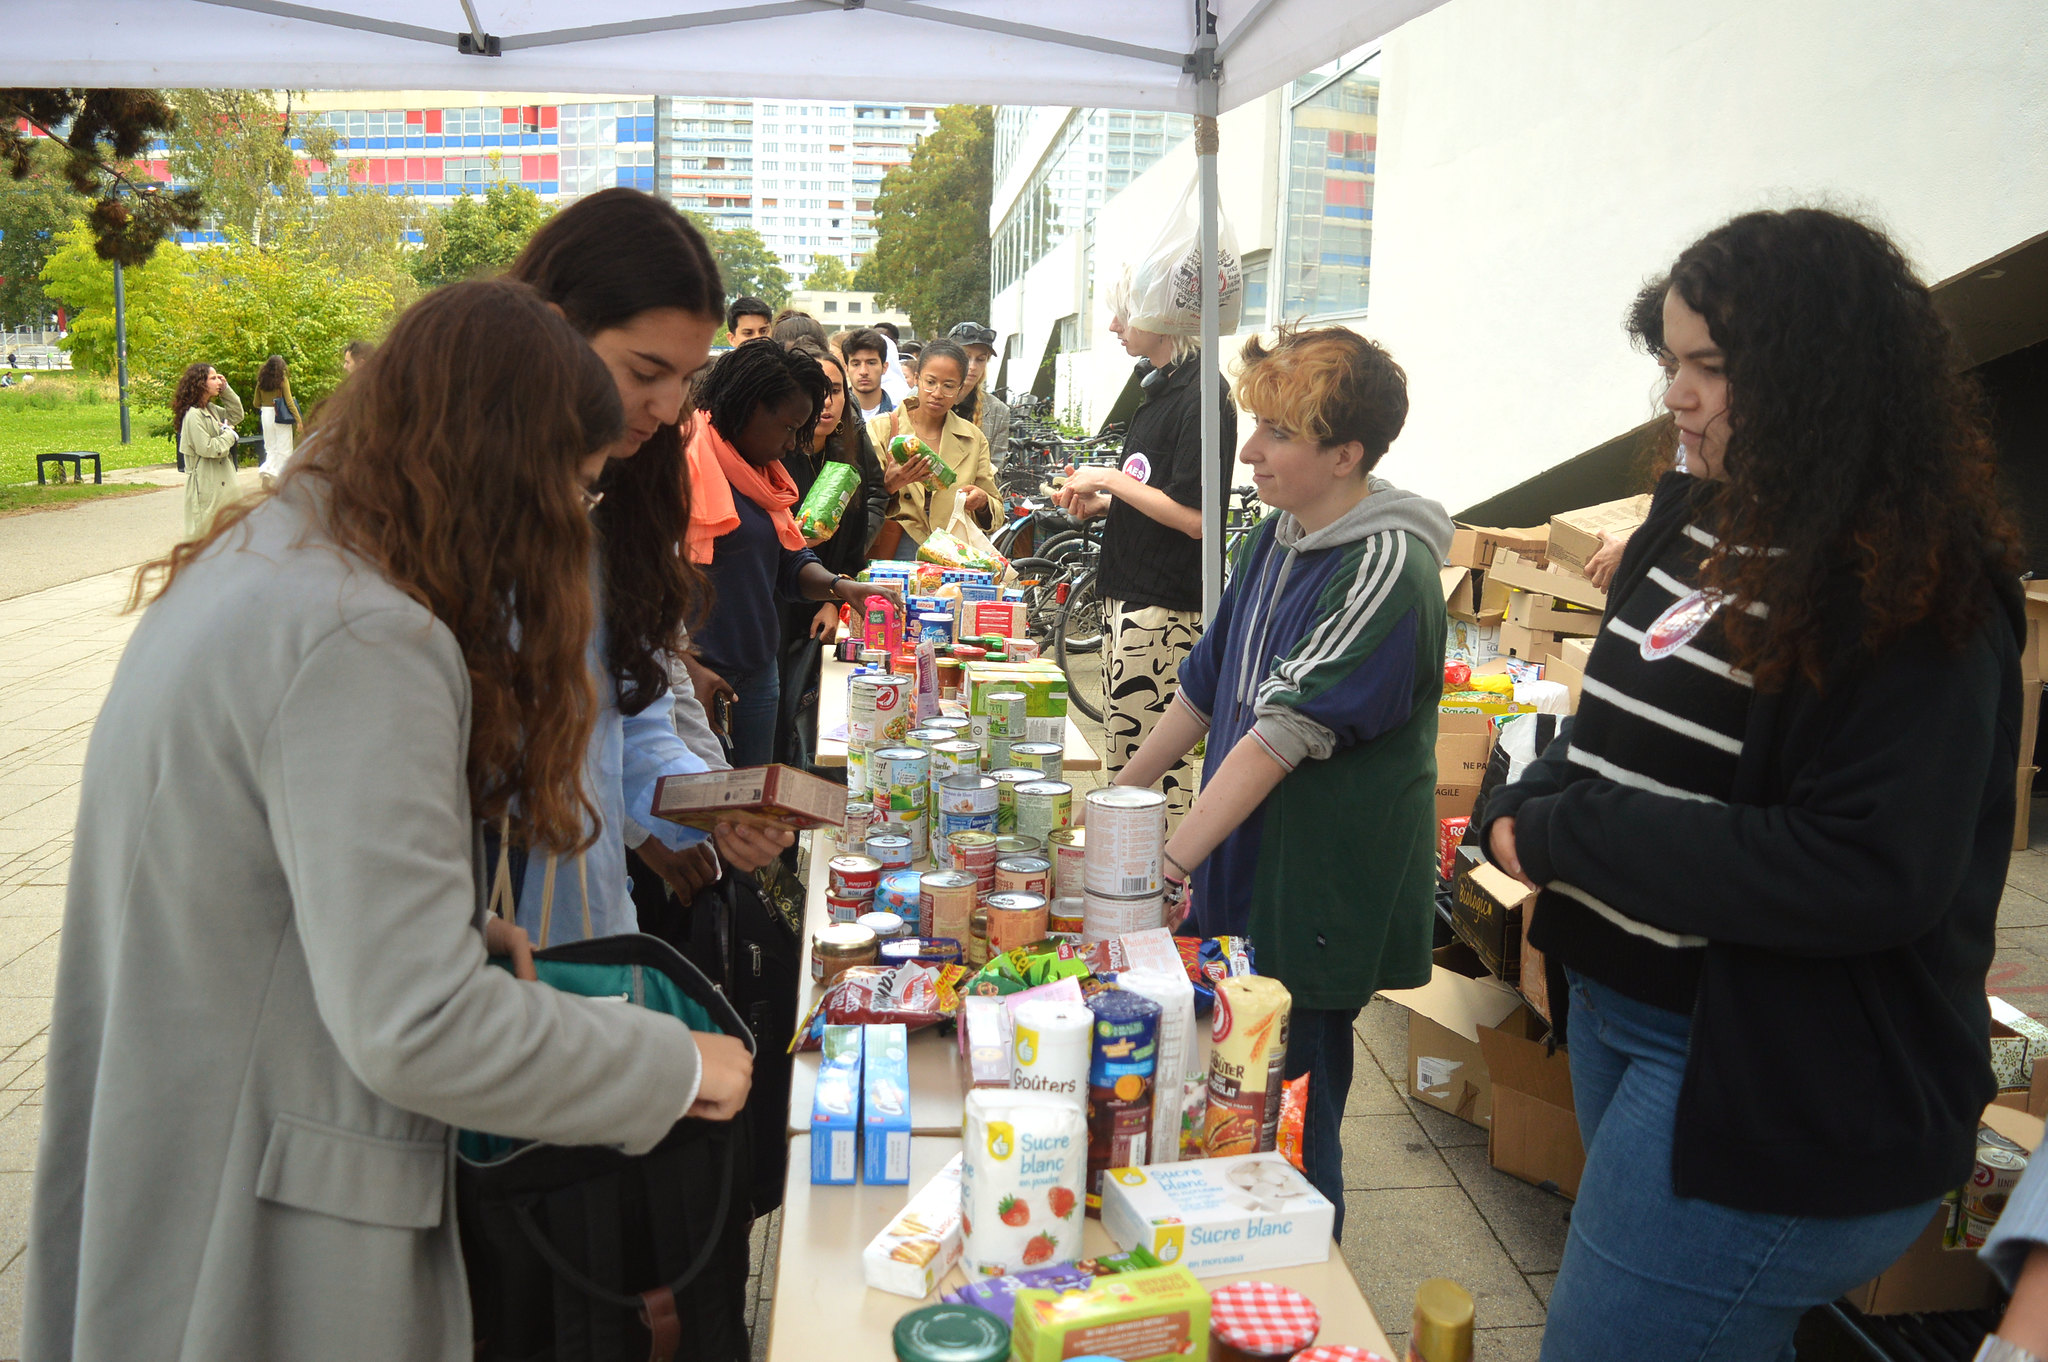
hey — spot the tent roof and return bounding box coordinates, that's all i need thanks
[7,0,1439,112]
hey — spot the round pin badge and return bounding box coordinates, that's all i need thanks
[1640,589,1726,661]
[1121,451,1152,485]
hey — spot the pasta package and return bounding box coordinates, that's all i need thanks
[797,460,863,539]
[889,433,960,488]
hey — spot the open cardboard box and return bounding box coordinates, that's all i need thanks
[1448,523,1549,572]
[1478,1011,1582,1198]
[1380,943,1526,1127]
[1547,495,1653,577]
[1436,711,1495,786]
[1489,547,1609,612]
[1453,861,1535,983]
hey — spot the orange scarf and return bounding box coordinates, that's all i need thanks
[684,409,806,564]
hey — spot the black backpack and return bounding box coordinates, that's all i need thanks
[456,933,756,1362]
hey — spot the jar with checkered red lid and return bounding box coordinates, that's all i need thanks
[1209,1280,1322,1361]
[1290,1349,1397,1362]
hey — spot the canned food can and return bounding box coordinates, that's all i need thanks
[1205,975,1294,1157]
[1049,827,1085,899]
[1014,779,1074,847]
[845,744,872,799]
[986,691,1029,741]
[995,854,1053,898]
[1963,1142,2029,1246]
[948,831,1000,891]
[871,746,930,817]
[827,854,883,899]
[847,672,912,754]
[857,910,907,943]
[825,892,869,925]
[995,835,1042,856]
[1082,786,1167,897]
[904,726,954,751]
[967,904,991,968]
[877,808,926,862]
[925,715,973,736]
[1048,897,1086,936]
[1005,741,1063,780]
[812,923,878,986]
[858,648,889,669]
[938,773,999,815]
[989,767,1042,833]
[985,891,1050,955]
[919,869,978,941]
[839,797,876,852]
[1081,888,1164,943]
[865,831,914,871]
[985,736,1015,769]
[874,871,922,920]
[916,612,955,649]
[939,809,999,843]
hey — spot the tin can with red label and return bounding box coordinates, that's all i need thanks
[947,831,1000,893]
[984,891,1050,955]
[995,854,1052,898]
[1049,827,1085,900]
[827,854,882,899]
[825,892,869,926]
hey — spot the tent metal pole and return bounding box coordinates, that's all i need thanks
[1195,13,1223,621]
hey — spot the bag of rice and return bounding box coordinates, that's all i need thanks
[797,460,863,539]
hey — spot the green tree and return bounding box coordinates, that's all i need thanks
[0,143,89,328]
[689,217,789,309]
[851,252,889,295]
[408,182,551,287]
[38,219,187,376]
[309,188,427,308]
[0,89,202,264]
[802,254,854,292]
[865,105,992,339]
[166,89,338,247]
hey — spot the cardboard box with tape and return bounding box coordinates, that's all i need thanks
[1479,1012,1582,1198]
[1453,861,1536,983]
[1448,523,1549,572]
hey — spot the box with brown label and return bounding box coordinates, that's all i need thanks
[1380,944,1529,1127]
[1452,862,1535,982]
[1547,495,1653,577]
[651,763,846,832]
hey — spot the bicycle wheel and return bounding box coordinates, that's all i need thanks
[1055,568,1107,723]
[1006,557,1066,643]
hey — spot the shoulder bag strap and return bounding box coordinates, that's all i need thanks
[538,856,558,948]
[490,815,516,921]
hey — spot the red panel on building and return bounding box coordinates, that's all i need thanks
[540,154,558,177]
[520,156,538,180]
[423,159,443,180]
[350,162,370,183]
[1325,179,1365,207]
[368,160,387,184]
[540,107,558,129]
[407,109,424,125]
[406,158,426,181]
[502,107,519,125]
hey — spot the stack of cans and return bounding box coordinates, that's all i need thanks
[1079,786,1168,941]
[846,671,911,798]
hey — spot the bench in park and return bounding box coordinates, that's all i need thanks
[35,452,101,485]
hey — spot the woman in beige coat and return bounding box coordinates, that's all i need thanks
[174,361,244,539]
[24,280,752,1362]
[864,337,1000,556]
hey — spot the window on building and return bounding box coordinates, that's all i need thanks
[849,301,863,313]
[1239,251,1271,331]
[823,300,839,313]
[1279,51,1379,320]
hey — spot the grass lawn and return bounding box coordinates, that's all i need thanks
[0,375,176,486]
[0,482,161,516]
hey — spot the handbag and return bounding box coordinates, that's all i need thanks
[459,833,756,1362]
[273,396,296,425]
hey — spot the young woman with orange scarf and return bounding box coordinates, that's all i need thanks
[686,339,901,766]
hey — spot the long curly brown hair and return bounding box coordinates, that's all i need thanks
[170,361,215,442]
[506,188,723,717]
[134,280,624,854]
[1653,208,2022,691]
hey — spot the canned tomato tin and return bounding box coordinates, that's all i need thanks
[827,853,883,899]
[1014,779,1074,846]
[967,905,991,968]
[1963,1140,2029,1246]
[1048,827,1085,899]
[995,835,1042,856]
[984,891,1049,955]
[874,871,921,919]
[1048,897,1086,936]
[812,923,878,986]
[988,767,1042,832]
[1082,785,1166,897]
[857,910,907,943]
[865,831,914,871]
[1081,888,1164,943]
[985,690,1029,742]
[825,892,868,925]
[919,869,978,941]
[871,746,930,817]
[995,854,1052,898]
[1005,741,1063,779]
[947,831,1000,890]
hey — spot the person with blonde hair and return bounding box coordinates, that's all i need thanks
[1112,324,1452,1238]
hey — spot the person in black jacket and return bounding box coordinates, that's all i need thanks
[774,338,887,769]
[1482,208,2025,1362]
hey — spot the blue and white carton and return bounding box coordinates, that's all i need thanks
[810,1024,863,1185]
[862,1023,913,1184]
[1099,1152,1334,1275]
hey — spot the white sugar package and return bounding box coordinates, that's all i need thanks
[862,1153,965,1299]
[960,1088,1087,1277]
[1114,967,1197,1166]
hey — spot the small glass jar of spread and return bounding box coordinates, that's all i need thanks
[891,1303,1009,1362]
[1290,1347,1397,1362]
[1208,1280,1321,1362]
[811,923,878,987]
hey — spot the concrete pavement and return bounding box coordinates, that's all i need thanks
[0,466,260,603]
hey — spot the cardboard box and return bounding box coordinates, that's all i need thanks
[1506,591,1602,636]
[1380,944,1528,1127]
[1519,906,1552,1025]
[1558,636,1593,672]
[862,1153,966,1297]
[1497,621,1559,664]
[862,1023,912,1184]
[1546,654,1584,713]
[1990,997,2048,1088]
[1547,495,1653,577]
[1446,618,1502,665]
[1488,547,1609,612]
[1435,711,1495,785]
[1479,1012,1582,1197]
[964,661,1070,748]
[1448,523,1549,571]
[1011,1265,1210,1362]
[1436,782,1483,822]
[1452,862,1535,982]
[652,763,847,832]
[1447,570,1509,625]
[810,1024,863,1185]
[1099,1153,1335,1276]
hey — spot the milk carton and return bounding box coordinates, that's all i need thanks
[1099,1152,1335,1275]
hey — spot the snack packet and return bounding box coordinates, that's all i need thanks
[796,460,862,540]
[889,433,959,488]
[917,527,1006,576]
[793,962,965,1050]
[1278,1073,1309,1173]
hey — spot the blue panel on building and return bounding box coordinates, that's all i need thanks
[407,136,423,149]
[542,133,558,146]
[540,180,558,194]
[522,133,539,147]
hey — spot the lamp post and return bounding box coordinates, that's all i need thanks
[114,256,131,444]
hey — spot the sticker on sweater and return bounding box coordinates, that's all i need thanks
[1640,588,1728,661]
[1122,451,1153,485]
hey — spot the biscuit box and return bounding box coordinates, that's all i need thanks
[1010,1265,1210,1362]
[652,763,847,832]
[1098,1152,1335,1276]
[861,1153,965,1298]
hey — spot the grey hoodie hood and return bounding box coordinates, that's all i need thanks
[1272,475,1455,561]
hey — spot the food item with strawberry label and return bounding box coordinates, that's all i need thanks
[862,1153,966,1298]
[961,1089,1087,1277]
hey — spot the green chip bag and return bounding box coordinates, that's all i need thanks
[888,433,959,488]
[796,460,862,539]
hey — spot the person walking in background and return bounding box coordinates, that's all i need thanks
[843,327,895,418]
[866,337,1000,560]
[1112,326,1451,1237]
[1054,285,1236,823]
[341,339,372,373]
[726,296,773,346]
[686,339,902,766]
[24,280,753,1362]
[1480,209,2023,1362]
[948,321,1011,458]
[776,339,888,769]
[254,354,301,486]
[175,362,244,540]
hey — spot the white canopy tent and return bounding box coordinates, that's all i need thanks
[6,0,1447,614]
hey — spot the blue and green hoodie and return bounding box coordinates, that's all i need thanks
[1179,478,1453,1009]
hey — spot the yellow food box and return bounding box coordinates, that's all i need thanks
[1010,1264,1211,1362]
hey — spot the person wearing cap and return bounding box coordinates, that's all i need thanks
[948,321,1011,458]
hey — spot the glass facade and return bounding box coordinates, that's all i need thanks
[1279,54,1379,319]
[991,108,1195,295]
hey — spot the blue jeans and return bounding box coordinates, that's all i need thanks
[722,662,781,769]
[1541,972,1938,1362]
[1283,1005,1360,1242]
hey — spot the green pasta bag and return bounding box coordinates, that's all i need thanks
[888,433,959,488]
[796,460,863,539]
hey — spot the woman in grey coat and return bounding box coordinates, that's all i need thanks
[174,361,244,540]
[24,280,752,1362]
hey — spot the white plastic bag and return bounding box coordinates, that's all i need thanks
[1125,174,1244,337]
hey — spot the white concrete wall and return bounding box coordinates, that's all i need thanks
[1366,0,2048,511]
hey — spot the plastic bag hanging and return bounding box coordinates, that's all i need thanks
[1123,174,1244,338]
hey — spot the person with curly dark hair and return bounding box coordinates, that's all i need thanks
[686,338,900,766]
[174,360,243,539]
[1481,207,2026,1361]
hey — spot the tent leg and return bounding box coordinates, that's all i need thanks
[1196,21,1223,623]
